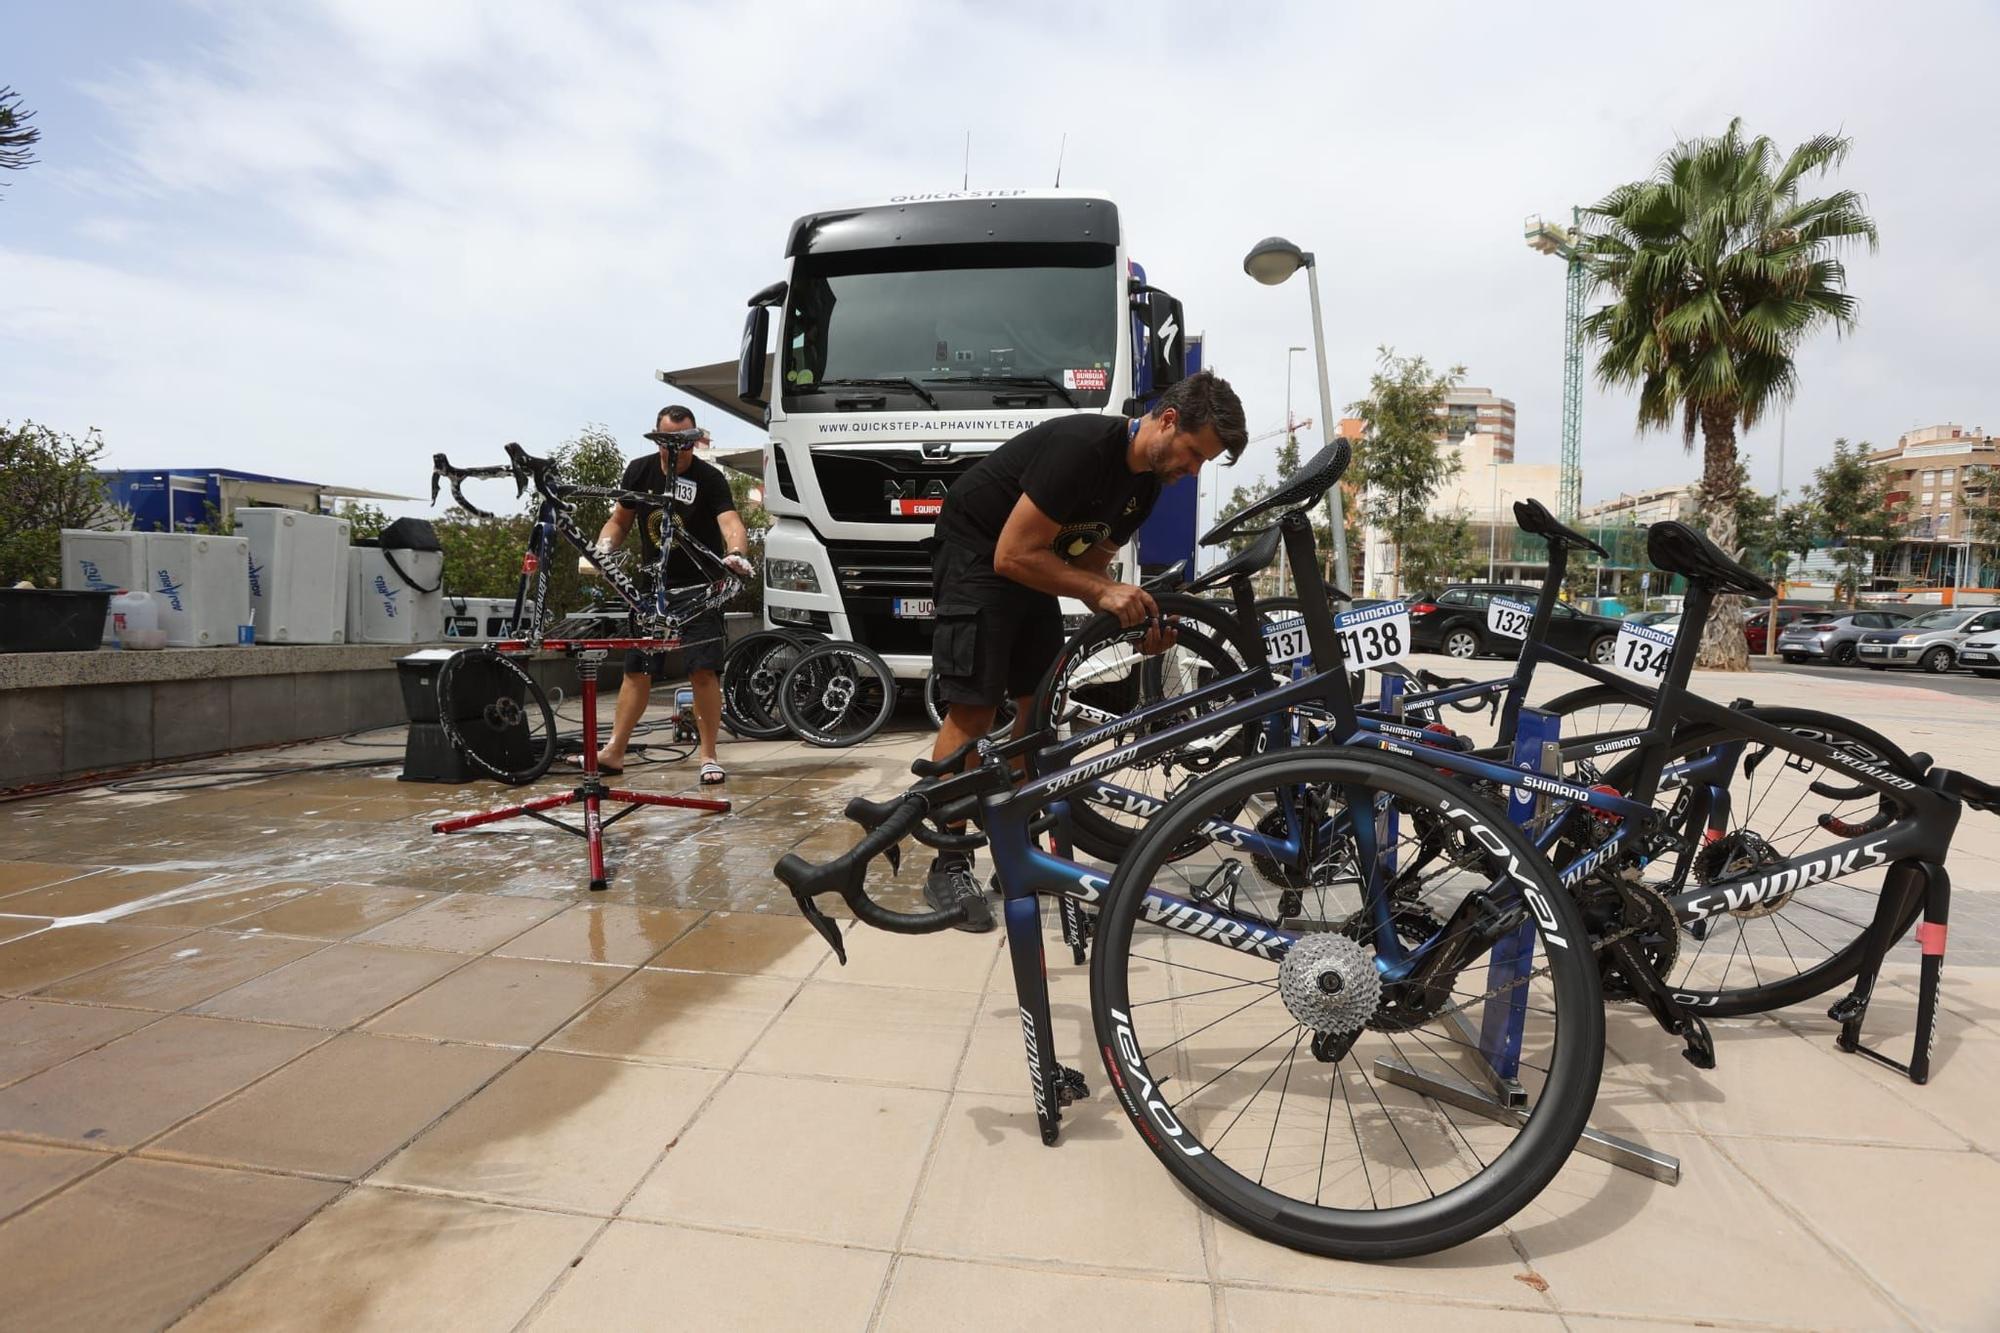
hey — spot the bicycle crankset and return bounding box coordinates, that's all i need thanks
[1586,878,1679,1002]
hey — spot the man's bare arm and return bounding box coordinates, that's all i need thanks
[992,496,1156,628]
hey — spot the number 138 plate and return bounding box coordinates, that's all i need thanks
[1613,621,1675,682]
[1333,601,1412,670]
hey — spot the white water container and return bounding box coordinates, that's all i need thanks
[108,589,159,645]
[237,509,350,643]
[143,533,251,647]
[347,547,446,644]
[60,530,148,607]
[441,595,524,642]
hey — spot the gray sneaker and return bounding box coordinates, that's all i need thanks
[923,856,994,932]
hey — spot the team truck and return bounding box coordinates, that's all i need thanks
[673,191,1200,678]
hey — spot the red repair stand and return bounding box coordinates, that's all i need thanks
[431,639,731,891]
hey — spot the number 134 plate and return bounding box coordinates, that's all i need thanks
[1333,601,1412,670]
[1613,621,1675,682]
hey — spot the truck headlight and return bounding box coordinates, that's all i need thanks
[765,559,820,593]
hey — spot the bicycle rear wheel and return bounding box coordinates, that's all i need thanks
[778,640,898,747]
[722,629,819,741]
[1089,747,1602,1259]
[922,672,1017,733]
[435,648,557,785]
[1581,706,1928,1017]
[1028,593,1266,863]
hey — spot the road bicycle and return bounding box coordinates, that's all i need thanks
[774,437,1998,1259]
[427,432,741,783]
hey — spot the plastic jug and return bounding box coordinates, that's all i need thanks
[108,589,159,645]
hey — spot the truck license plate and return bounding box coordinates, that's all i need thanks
[893,598,935,619]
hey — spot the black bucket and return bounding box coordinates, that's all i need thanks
[0,588,113,653]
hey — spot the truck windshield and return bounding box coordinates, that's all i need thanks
[782,242,1117,410]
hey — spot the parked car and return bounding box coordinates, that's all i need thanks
[1407,584,1622,663]
[1959,628,2000,679]
[1855,606,2000,673]
[1776,610,1913,666]
[1743,606,1839,656]
[1624,610,1679,628]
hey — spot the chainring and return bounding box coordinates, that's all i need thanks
[1339,901,1451,1033]
[1588,879,1680,1001]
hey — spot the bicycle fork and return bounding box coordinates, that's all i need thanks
[1003,893,1089,1145]
[1831,858,1947,1084]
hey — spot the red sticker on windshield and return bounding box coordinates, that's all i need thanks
[1063,368,1108,392]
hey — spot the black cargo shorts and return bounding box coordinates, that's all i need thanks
[929,541,1064,708]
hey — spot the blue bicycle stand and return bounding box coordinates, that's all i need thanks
[1370,680,1681,1185]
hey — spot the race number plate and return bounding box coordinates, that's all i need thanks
[1262,614,1310,664]
[892,598,935,619]
[1613,620,1675,682]
[1488,596,1533,641]
[1333,601,1412,670]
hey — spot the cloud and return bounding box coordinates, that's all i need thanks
[3,0,1996,511]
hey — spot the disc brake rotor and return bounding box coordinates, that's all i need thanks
[1695,830,1788,917]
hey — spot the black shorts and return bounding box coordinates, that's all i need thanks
[930,542,1064,707]
[624,607,727,680]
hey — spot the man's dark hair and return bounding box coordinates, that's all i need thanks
[1153,370,1248,462]
[656,404,698,428]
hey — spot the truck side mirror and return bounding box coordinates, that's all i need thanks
[738,306,771,407]
[1143,290,1186,392]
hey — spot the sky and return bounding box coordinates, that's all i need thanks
[5,0,1997,517]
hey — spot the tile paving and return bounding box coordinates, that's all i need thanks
[0,657,1994,1327]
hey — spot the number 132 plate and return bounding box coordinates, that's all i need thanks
[1333,601,1412,670]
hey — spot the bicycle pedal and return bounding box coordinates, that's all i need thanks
[1056,1065,1089,1105]
[1680,1014,1716,1070]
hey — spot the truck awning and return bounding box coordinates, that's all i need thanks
[656,361,766,430]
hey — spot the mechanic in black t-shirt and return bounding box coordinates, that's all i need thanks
[583,404,753,784]
[922,370,1249,929]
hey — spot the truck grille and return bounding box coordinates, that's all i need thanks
[829,541,936,657]
[811,448,982,524]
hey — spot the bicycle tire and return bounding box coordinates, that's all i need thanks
[722,629,819,741]
[922,672,1018,733]
[1028,592,1266,863]
[1090,746,1602,1260]
[435,647,557,786]
[778,640,898,748]
[1587,705,1928,1017]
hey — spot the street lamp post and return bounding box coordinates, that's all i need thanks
[1244,237,1354,594]
[1277,346,1306,598]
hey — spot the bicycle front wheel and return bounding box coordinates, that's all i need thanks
[1089,747,1603,1260]
[778,640,898,747]
[435,648,557,786]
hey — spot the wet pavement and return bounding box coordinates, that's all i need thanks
[0,661,1997,1329]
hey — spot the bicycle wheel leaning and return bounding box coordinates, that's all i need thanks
[722,629,820,741]
[922,672,1018,734]
[1089,746,1603,1260]
[778,639,899,748]
[435,647,558,786]
[1028,592,1267,864]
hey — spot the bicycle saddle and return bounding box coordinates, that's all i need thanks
[1513,498,1608,558]
[1199,438,1353,548]
[1183,525,1282,594]
[1646,521,1777,599]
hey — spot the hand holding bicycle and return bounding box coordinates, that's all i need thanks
[722,551,755,580]
[1095,581,1158,630]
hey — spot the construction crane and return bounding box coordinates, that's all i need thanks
[1525,208,1585,521]
[1244,416,1313,451]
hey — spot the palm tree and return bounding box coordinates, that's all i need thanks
[1580,119,1877,668]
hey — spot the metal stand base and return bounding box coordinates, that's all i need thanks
[431,647,729,891]
[1373,1057,1681,1185]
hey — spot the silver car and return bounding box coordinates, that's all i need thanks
[1777,610,1912,667]
[1960,629,2000,679]
[1855,606,2000,673]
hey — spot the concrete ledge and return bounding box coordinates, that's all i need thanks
[0,613,761,790]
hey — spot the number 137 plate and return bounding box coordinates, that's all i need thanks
[1332,601,1412,670]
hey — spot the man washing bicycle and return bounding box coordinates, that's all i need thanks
[922,370,1248,929]
[584,405,754,784]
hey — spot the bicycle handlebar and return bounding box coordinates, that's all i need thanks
[773,794,971,962]
[430,452,523,518]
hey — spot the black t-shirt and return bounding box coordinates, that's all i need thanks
[618,452,736,582]
[936,414,1161,563]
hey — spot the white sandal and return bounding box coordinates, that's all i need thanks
[699,760,726,785]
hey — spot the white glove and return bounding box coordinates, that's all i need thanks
[579,539,616,577]
[722,552,755,579]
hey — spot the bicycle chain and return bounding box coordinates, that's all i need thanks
[1404,914,1654,1031]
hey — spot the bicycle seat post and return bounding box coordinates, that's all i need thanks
[1496,540,1572,745]
[1282,509,1360,738]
